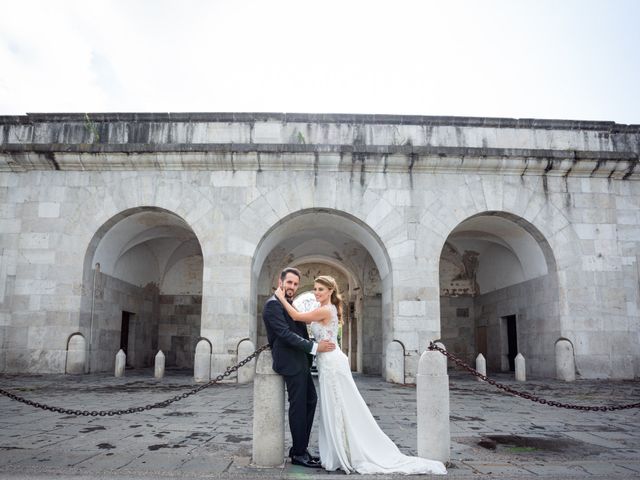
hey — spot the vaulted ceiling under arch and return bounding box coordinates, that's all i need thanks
[442,214,549,294]
[92,210,203,294]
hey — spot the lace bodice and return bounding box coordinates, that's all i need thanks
[310,304,339,344]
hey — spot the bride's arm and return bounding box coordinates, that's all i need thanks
[275,288,329,324]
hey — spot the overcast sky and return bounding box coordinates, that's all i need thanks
[1,0,639,124]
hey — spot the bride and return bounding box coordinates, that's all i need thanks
[275,275,446,475]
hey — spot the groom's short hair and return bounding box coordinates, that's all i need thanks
[280,267,301,281]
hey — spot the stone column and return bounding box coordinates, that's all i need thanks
[115,349,126,377]
[475,353,486,381]
[555,339,576,382]
[515,353,526,381]
[194,339,211,383]
[385,340,405,383]
[237,339,256,384]
[154,351,165,379]
[65,334,86,374]
[416,349,450,464]
[252,350,284,467]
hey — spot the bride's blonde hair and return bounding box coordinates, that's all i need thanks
[315,275,343,326]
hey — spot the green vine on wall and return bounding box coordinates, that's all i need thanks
[84,113,100,143]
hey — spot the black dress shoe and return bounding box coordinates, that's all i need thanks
[288,447,320,463]
[290,452,322,469]
[306,450,321,463]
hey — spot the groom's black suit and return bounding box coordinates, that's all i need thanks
[262,295,317,457]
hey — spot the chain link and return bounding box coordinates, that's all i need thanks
[0,344,270,417]
[428,342,639,411]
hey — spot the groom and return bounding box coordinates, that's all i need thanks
[262,267,336,468]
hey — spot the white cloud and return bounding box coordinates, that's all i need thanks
[0,0,638,123]
[0,1,108,112]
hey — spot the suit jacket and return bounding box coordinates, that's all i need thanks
[262,295,314,376]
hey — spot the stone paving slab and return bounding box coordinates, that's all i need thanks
[9,451,99,470]
[0,370,639,479]
[72,452,140,471]
[572,461,640,476]
[460,461,535,476]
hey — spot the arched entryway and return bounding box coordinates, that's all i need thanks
[251,209,391,376]
[439,211,559,377]
[80,207,203,372]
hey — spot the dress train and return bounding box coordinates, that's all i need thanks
[312,307,447,475]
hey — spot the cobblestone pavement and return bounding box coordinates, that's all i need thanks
[0,368,639,479]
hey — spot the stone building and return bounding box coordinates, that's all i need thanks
[0,113,638,382]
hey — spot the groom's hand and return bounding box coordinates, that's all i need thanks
[317,340,336,353]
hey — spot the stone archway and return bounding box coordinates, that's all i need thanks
[439,211,559,377]
[251,209,390,376]
[80,207,203,373]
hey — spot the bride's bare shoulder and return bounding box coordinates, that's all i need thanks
[315,305,333,324]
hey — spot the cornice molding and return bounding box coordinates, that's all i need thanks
[1,143,637,179]
[1,112,639,132]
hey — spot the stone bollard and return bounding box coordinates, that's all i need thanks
[65,334,86,374]
[416,350,450,464]
[154,350,165,379]
[385,340,405,384]
[194,339,211,383]
[515,353,526,381]
[475,353,486,381]
[252,350,285,467]
[237,339,256,384]
[555,339,576,382]
[115,349,126,377]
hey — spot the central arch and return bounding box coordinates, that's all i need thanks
[290,258,361,370]
[251,209,392,375]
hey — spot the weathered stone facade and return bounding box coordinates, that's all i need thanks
[0,113,638,381]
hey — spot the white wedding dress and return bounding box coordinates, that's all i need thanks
[311,305,447,475]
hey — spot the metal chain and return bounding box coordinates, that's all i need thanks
[0,344,270,417]
[428,342,640,411]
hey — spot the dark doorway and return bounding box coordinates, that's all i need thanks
[120,311,131,362]
[505,315,517,371]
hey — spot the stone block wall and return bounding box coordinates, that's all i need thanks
[0,274,15,372]
[90,271,159,372]
[439,296,476,368]
[474,273,560,377]
[88,274,201,371]
[362,294,383,375]
[158,294,201,368]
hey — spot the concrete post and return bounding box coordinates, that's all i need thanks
[237,339,256,384]
[416,350,450,464]
[385,340,405,383]
[475,353,486,381]
[194,339,211,383]
[252,350,285,467]
[515,353,526,381]
[115,349,126,377]
[65,334,86,374]
[555,339,576,382]
[154,350,165,379]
